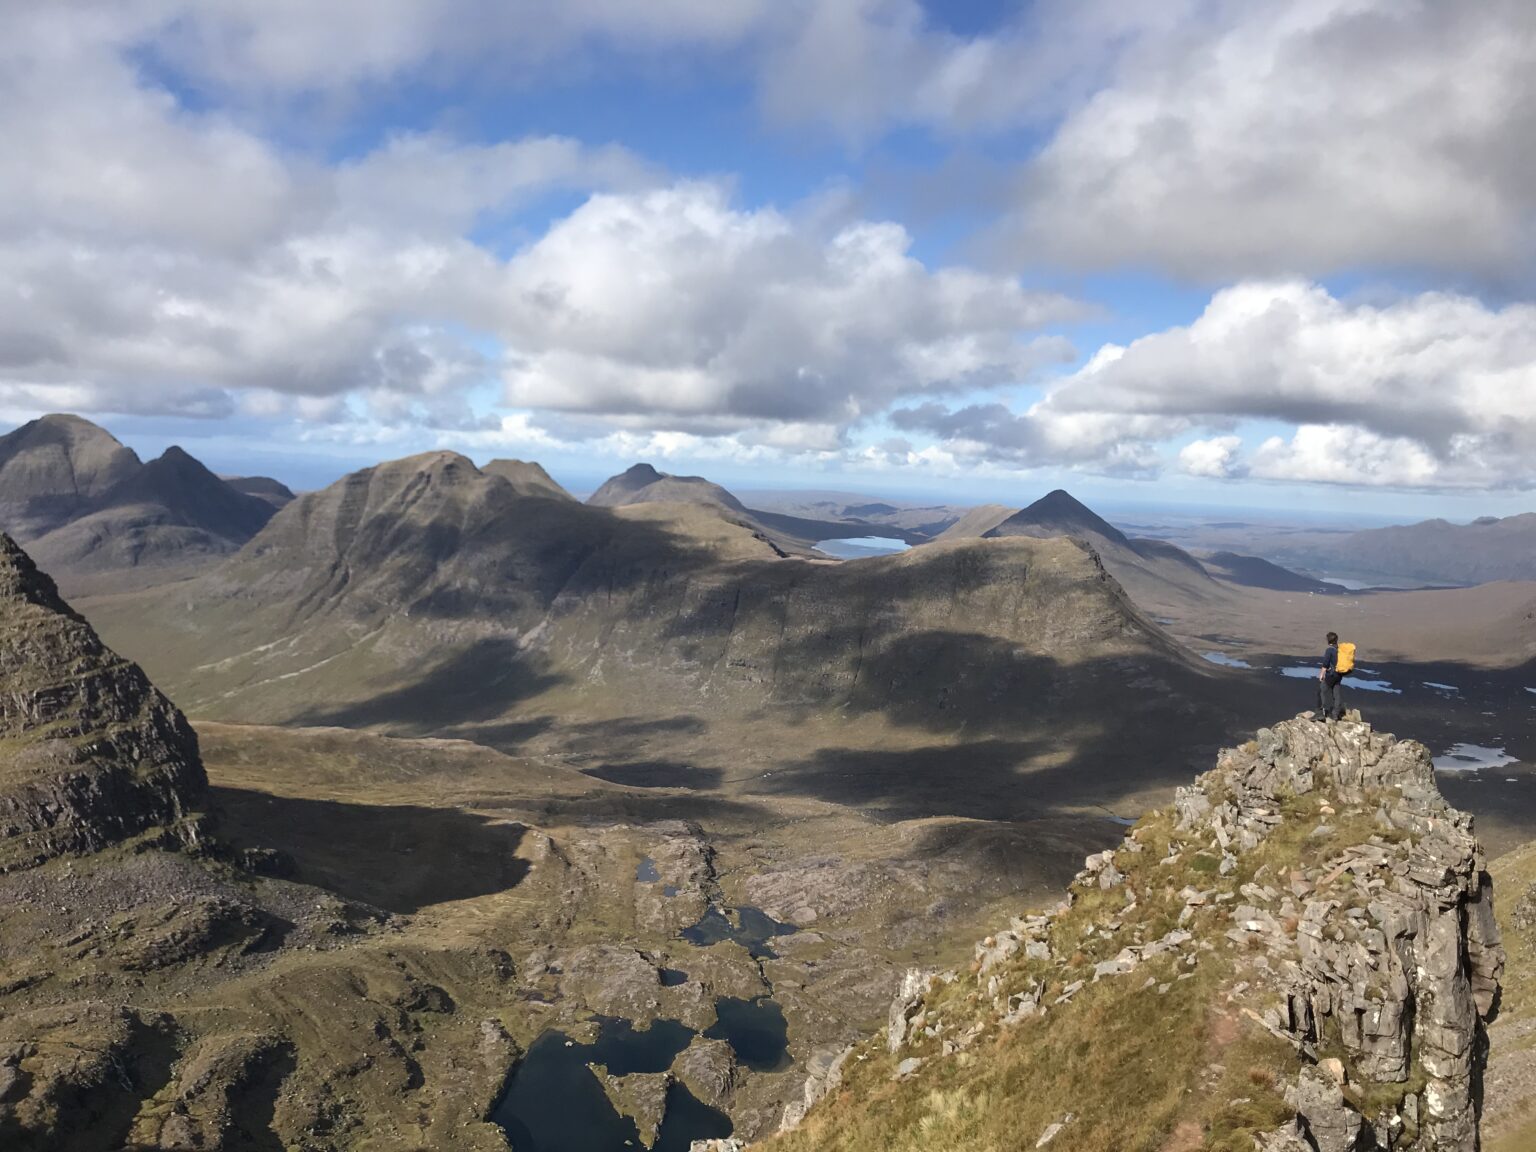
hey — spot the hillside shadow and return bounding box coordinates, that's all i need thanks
[292,637,564,734]
[212,787,530,913]
[761,627,1237,737]
[749,663,1272,824]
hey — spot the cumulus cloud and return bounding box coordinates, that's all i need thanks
[1006,0,1536,278]
[1178,437,1245,480]
[0,8,653,422]
[1248,426,1443,488]
[498,183,1081,434]
[0,8,1081,449]
[908,281,1536,488]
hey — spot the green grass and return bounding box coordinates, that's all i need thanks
[765,804,1304,1152]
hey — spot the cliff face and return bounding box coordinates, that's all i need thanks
[0,534,206,871]
[775,715,1504,1152]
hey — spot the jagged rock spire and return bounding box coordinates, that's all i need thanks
[0,535,207,870]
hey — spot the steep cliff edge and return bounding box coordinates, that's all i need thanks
[0,534,206,871]
[770,716,1504,1152]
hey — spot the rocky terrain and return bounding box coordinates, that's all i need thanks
[222,475,297,511]
[0,534,207,871]
[0,415,277,594]
[769,714,1505,1151]
[0,531,1099,1151]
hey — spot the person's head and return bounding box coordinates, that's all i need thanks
[1326,631,1338,645]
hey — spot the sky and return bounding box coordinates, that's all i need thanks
[3,0,1535,518]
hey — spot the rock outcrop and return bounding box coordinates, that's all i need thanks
[1180,716,1503,1150]
[800,715,1503,1152]
[0,534,207,871]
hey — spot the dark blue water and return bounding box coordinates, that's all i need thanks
[493,1018,703,1152]
[705,997,791,1072]
[659,968,689,987]
[637,857,660,883]
[493,999,784,1151]
[680,906,796,959]
[652,1084,732,1152]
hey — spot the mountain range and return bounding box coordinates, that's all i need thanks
[1265,513,1536,587]
[0,415,280,593]
[0,415,1532,1150]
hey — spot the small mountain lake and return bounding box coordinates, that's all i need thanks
[1279,666,1402,694]
[1202,651,1253,668]
[1433,744,1520,773]
[493,992,792,1152]
[813,537,910,559]
[704,997,791,1072]
[680,905,797,959]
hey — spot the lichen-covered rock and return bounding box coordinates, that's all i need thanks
[673,1036,739,1111]
[779,1043,852,1132]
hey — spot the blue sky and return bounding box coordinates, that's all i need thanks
[3,1,1534,519]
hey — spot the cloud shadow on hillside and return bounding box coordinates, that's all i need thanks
[212,786,531,913]
[291,637,564,735]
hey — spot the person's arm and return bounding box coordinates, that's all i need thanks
[1320,645,1336,679]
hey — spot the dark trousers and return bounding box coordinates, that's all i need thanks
[1318,672,1345,719]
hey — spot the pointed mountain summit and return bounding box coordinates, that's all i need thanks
[587,462,748,514]
[100,446,275,539]
[0,414,143,538]
[0,534,206,871]
[25,445,277,592]
[983,488,1217,610]
[984,489,1129,546]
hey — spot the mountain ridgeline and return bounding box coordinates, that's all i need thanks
[0,415,279,593]
[87,451,1200,743]
[0,535,207,872]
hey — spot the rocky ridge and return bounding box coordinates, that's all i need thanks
[773,715,1504,1151]
[0,534,207,871]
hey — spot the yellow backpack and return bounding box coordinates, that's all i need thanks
[1336,642,1356,675]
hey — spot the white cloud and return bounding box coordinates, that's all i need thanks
[0,9,657,422]
[1178,436,1244,480]
[898,280,1536,489]
[1007,0,1536,278]
[498,183,1081,432]
[1248,426,1443,487]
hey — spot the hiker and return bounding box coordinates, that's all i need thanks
[1317,631,1346,721]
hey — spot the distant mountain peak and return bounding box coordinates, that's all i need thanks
[587,462,746,513]
[0,413,144,537]
[985,488,1128,546]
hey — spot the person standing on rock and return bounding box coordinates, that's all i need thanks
[1317,631,1345,721]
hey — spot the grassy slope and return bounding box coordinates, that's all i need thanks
[1487,840,1536,1152]
[759,790,1428,1152]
